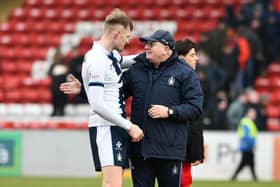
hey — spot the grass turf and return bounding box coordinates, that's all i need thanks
[0,177,279,187]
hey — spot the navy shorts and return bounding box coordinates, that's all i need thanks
[89,126,130,171]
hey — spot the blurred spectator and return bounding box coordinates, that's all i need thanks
[210,89,229,130]
[68,45,87,103]
[197,32,211,55]
[221,32,239,99]
[226,29,253,95]
[238,0,258,25]
[48,47,68,116]
[231,107,258,181]
[207,18,228,63]
[227,91,248,130]
[262,2,280,63]
[225,4,239,28]
[246,88,267,131]
[237,22,264,80]
[197,49,226,112]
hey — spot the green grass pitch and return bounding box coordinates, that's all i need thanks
[0,177,279,187]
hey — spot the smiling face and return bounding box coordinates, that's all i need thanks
[144,41,170,66]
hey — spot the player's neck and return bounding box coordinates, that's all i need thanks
[98,35,114,52]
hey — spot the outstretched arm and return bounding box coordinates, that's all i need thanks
[60,74,82,95]
[120,54,138,69]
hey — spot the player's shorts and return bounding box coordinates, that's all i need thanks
[89,126,130,171]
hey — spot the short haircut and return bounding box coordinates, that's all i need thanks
[104,8,133,32]
[175,38,196,56]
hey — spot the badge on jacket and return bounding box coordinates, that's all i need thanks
[168,76,175,86]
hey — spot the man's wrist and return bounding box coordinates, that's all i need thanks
[168,107,174,117]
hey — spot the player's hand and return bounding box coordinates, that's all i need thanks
[128,124,144,142]
[60,74,82,95]
[148,105,169,119]
[191,160,202,166]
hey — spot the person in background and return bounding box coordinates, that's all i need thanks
[227,91,248,130]
[67,45,87,103]
[175,38,204,187]
[231,107,258,181]
[48,47,68,116]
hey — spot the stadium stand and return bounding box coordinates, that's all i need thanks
[0,0,279,130]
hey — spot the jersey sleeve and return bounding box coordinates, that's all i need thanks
[120,54,137,69]
[86,59,132,131]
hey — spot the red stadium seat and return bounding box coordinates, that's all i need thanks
[254,77,270,92]
[2,75,21,91]
[77,9,92,21]
[60,9,77,22]
[21,88,40,103]
[270,77,280,90]
[0,89,4,102]
[265,105,280,118]
[28,8,46,21]
[199,20,217,32]
[0,34,12,46]
[266,118,280,131]
[175,7,194,20]
[93,8,110,20]
[38,88,52,103]
[24,0,43,8]
[0,22,16,34]
[9,8,29,21]
[41,0,56,8]
[140,9,156,20]
[154,0,171,7]
[63,22,75,33]
[13,33,30,46]
[0,61,17,74]
[39,76,51,88]
[57,0,75,9]
[268,90,280,105]
[157,8,174,20]
[74,0,92,8]
[268,63,280,78]
[4,90,21,103]
[126,8,141,20]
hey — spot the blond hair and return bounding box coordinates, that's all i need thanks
[104,8,133,32]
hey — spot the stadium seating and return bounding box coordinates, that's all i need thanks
[1,0,264,130]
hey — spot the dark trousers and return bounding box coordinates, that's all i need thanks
[232,150,257,180]
[130,157,182,187]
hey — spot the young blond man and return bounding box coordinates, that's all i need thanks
[67,9,144,187]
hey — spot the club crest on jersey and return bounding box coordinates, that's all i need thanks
[115,141,122,151]
[168,76,175,86]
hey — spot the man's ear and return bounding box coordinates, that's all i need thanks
[113,29,121,39]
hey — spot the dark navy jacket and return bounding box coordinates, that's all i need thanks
[179,59,205,163]
[123,52,203,161]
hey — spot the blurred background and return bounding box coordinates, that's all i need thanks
[0,0,279,184]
